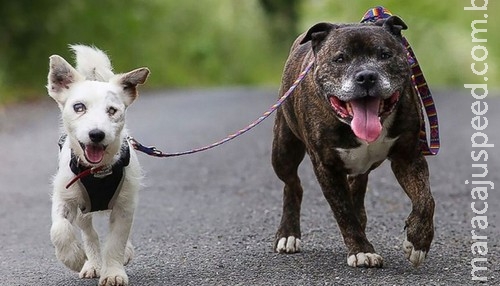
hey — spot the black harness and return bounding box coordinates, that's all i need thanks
[59,135,130,213]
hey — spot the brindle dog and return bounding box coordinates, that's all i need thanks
[271,16,434,268]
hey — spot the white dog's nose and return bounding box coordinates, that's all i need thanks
[89,129,105,143]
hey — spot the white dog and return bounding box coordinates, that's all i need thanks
[47,45,149,286]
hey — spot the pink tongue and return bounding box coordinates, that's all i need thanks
[350,97,382,143]
[85,144,105,164]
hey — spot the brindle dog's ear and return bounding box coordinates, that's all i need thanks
[300,22,338,51]
[375,16,408,39]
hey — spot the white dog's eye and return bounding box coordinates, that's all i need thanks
[108,107,118,116]
[73,103,86,113]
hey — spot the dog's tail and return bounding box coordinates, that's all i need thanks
[70,44,114,81]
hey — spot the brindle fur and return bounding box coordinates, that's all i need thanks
[272,16,434,267]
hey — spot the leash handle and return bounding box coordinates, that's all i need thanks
[361,6,440,156]
[129,60,315,158]
[403,39,440,155]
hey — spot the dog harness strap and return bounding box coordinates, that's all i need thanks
[58,134,67,151]
[361,6,440,156]
[62,136,131,213]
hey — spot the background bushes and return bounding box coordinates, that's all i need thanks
[0,0,497,104]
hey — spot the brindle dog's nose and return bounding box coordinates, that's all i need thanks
[355,70,379,90]
[89,129,105,143]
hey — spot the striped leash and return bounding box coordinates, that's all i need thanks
[128,60,314,157]
[361,6,440,155]
[131,6,440,158]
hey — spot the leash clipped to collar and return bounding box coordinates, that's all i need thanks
[128,60,314,158]
[66,166,105,189]
[361,6,440,156]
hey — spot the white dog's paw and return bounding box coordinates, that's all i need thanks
[55,245,86,272]
[124,241,134,266]
[403,239,427,267]
[52,241,86,272]
[275,236,301,253]
[99,268,128,286]
[51,220,87,272]
[79,260,100,278]
[347,252,383,268]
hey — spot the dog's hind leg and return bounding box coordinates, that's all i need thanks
[50,197,86,272]
[391,154,434,268]
[272,110,306,254]
[77,214,101,278]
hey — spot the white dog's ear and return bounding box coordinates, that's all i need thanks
[113,67,150,106]
[47,55,84,106]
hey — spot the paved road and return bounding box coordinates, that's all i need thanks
[0,88,498,286]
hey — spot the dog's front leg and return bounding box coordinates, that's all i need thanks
[50,196,86,272]
[272,111,306,254]
[348,173,369,231]
[312,160,383,268]
[99,206,134,286]
[391,154,434,267]
[77,214,101,278]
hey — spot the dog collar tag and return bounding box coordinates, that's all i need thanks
[92,166,113,178]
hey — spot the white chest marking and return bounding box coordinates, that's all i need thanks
[335,134,397,175]
[335,113,398,175]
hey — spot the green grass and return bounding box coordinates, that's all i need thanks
[0,0,498,104]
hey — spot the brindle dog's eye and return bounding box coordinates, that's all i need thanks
[380,51,392,60]
[73,103,86,113]
[334,54,345,63]
[108,107,118,116]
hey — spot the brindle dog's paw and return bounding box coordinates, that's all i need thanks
[275,236,301,253]
[403,239,426,267]
[403,219,432,267]
[79,260,100,278]
[347,252,383,268]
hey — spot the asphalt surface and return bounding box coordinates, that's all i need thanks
[0,87,498,286]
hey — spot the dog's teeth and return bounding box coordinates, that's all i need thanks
[346,103,353,115]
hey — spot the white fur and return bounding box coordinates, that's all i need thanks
[335,112,398,175]
[71,45,114,81]
[47,45,149,286]
[347,252,383,268]
[276,236,301,253]
[340,76,354,94]
[403,231,427,267]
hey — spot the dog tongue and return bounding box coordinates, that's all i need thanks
[85,144,105,164]
[349,97,382,143]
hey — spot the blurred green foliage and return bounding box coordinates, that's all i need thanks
[0,0,498,104]
[300,0,499,91]
[0,0,283,104]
